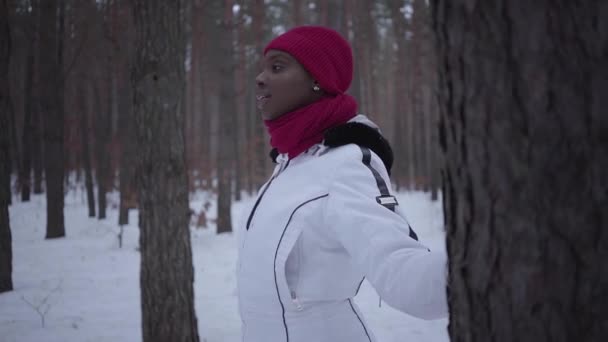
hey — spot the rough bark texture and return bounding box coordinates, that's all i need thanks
[0,0,13,293]
[40,0,65,239]
[432,1,608,341]
[130,1,200,341]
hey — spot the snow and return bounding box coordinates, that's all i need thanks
[0,188,449,342]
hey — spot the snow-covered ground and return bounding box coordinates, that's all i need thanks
[0,188,449,342]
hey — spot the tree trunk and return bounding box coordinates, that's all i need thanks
[118,81,134,226]
[251,0,269,191]
[81,82,95,217]
[292,0,302,26]
[131,1,200,341]
[20,4,37,202]
[93,81,109,220]
[233,10,246,203]
[388,0,409,190]
[32,104,43,194]
[40,0,65,239]
[216,0,235,234]
[432,1,608,341]
[31,0,43,195]
[0,0,13,294]
[350,0,374,115]
[187,0,204,185]
[32,87,43,194]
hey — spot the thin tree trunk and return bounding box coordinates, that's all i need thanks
[388,0,408,190]
[233,8,247,202]
[0,0,13,293]
[118,82,133,226]
[131,1,200,341]
[20,13,36,202]
[433,1,608,341]
[216,0,235,234]
[93,81,109,219]
[192,0,206,184]
[31,2,43,195]
[292,0,302,26]
[40,0,65,239]
[203,1,222,188]
[251,0,269,190]
[81,82,95,217]
[7,82,18,204]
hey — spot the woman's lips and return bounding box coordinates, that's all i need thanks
[256,94,271,109]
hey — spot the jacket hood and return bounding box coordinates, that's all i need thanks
[269,115,394,174]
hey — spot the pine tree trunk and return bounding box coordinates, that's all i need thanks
[118,81,133,226]
[233,13,247,203]
[32,3,43,195]
[292,0,302,26]
[388,0,409,190]
[40,0,65,239]
[433,1,608,341]
[21,21,36,202]
[131,1,200,341]
[80,83,95,217]
[216,0,235,234]
[251,0,269,190]
[0,0,13,294]
[93,81,109,220]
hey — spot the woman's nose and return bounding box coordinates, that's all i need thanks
[255,72,265,88]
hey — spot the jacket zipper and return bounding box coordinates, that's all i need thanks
[246,159,290,230]
[291,292,303,311]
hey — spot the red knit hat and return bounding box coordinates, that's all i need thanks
[264,26,353,95]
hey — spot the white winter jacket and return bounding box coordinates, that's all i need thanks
[236,116,448,342]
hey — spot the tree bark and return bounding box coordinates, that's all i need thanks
[118,79,134,226]
[433,1,608,341]
[130,1,200,341]
[388,0,409,190]
[251,0,270,191]
[40,0,65,239]
[32,28,43,196]
[0,0,13,293]
[81,82,95,218]
[93,80,109,219]
[20,7,36,202]
[31,0,43,195]
[216,0,235,234]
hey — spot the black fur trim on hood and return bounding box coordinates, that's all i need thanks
[269,122,394,174]
[269,148,280,163]
[323,122,394,174]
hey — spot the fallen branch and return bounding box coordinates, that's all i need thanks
[20,279,63,328]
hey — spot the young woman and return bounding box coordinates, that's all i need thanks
[236,26,447,342]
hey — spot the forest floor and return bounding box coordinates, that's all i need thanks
[0,187,449,342]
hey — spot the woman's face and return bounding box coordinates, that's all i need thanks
[255,50,322,120]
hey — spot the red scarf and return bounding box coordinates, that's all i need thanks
[264,94,357,159]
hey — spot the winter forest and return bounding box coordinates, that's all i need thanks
[1,0,606,341]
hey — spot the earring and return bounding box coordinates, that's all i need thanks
[313,84,321,92]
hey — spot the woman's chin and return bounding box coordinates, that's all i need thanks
[261,110,282,121]
[260,111,274,121]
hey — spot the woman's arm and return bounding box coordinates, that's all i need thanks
[323,146,448,320]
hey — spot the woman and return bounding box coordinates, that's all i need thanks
[236,26,447,342]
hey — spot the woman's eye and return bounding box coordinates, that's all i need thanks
[272,64,283,72]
